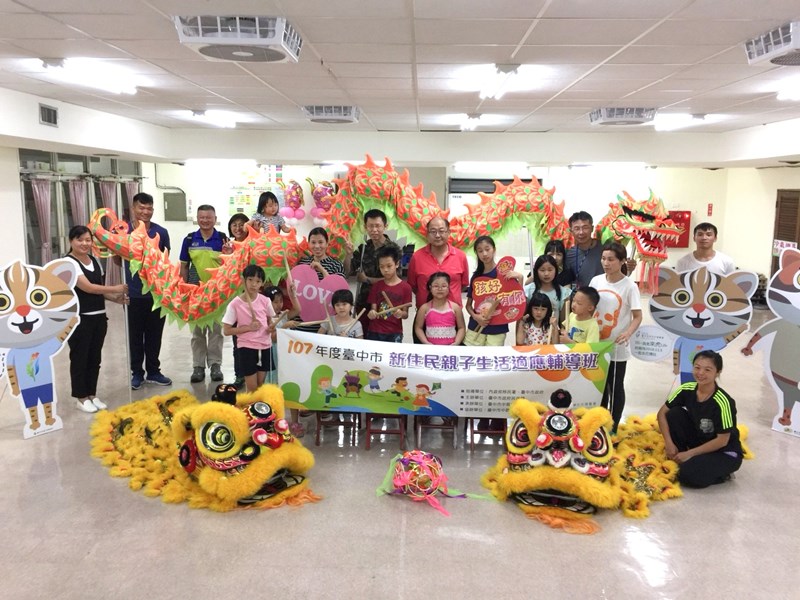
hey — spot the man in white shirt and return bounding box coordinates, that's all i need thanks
[676,222,735,275]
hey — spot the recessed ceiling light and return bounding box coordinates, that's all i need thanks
[448,64,552,97]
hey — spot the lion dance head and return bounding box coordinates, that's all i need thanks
[482,389,681,533]
[91,384,318,511]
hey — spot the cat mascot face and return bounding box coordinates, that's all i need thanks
[0,259,79,438]
[650,267,757,340]
[90,385,318,512]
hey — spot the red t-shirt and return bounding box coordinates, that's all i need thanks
[406,244,469,308]
[367,279,413,335]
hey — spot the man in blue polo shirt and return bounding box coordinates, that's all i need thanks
[180,204,228,383]
[121,192,172,390]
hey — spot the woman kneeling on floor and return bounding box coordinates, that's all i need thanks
[657,350,743,488]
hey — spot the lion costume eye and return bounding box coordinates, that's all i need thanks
[508,420,531,449]
[200,422,235,453]
[586,428,610,458]
[0,293,10,312]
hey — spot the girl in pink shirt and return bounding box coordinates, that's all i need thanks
[222,265,276,392]
[413,272,466,345]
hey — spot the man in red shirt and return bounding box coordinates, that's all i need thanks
[406,216,469,342]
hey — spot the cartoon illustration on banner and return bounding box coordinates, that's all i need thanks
[0,259,79,438]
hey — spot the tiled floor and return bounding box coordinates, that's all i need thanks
[1,302,797,599]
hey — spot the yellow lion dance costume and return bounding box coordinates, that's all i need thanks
[482,390,683,534]
[90,384,319,511]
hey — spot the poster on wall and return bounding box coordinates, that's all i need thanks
[278,330,613,417]
[741,247,800,438]
[0,259,79,439]
[227,164,285,217]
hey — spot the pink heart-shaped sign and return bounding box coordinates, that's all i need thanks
[290,264,349,321]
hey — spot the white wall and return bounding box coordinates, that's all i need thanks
[0,146,26,266]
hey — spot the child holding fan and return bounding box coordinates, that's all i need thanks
[464,236,523,346]
[414,272,466,345]
[221,265,276,392]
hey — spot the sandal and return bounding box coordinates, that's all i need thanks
[289,422,306,438]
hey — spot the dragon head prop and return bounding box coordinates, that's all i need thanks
[90,385,318,512]
[482,390,682,533]
[595,190,683,291]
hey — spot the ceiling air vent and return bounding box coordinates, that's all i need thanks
[302,105,361,124]
[173,16,302,63]
[39,103,57,127]
[590,107,656,126]
[744,22,800,66]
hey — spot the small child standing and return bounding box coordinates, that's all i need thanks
[221,265,276,392]
[319,289,364,338]
[560,286,600,344]
[516,292,554,345]
[414,272,466,345]
[366,245,412,343]
[250,191,290,234]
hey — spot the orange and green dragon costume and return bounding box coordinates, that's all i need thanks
[89,156,679,325]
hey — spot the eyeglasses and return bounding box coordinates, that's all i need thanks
[427,229,449,237]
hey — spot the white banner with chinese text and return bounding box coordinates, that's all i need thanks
[278,330,612,418]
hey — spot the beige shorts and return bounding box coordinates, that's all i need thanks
[464,329,506,346]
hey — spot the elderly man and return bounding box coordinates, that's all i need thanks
[180,204,228,383]
[406,216,469,343]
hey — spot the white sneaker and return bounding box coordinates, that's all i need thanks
[77,399,98,413]
[91,397,108,410]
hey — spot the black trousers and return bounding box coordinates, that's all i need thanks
[601,360,627,429]
[127,296,166,378]
[68,313,107,398]
[666,406,742,488]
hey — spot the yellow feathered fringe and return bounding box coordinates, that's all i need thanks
[90,387,320,512]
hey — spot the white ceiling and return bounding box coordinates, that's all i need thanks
[1,0,800,138]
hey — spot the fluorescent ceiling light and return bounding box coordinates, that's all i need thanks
[569,162,648,169]
[653,113,724,131]
[480,64,519,100]
[448,64,552,97]
[33,58,146,94]
[188,110,240,128]
[777,80,800,100]
[460,113,482,131]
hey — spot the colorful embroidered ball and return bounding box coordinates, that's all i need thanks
[377,450,463,515]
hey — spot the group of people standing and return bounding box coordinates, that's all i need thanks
[64,194,742,488]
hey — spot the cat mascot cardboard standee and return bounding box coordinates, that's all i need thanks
[741,247,800,438]
[0,259,80,439]
[648,266,758,384]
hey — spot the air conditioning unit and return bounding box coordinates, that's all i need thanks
[173,16,302,63]
[302,105,361,124]
[744,22,800,66]
[590,107,657,126]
